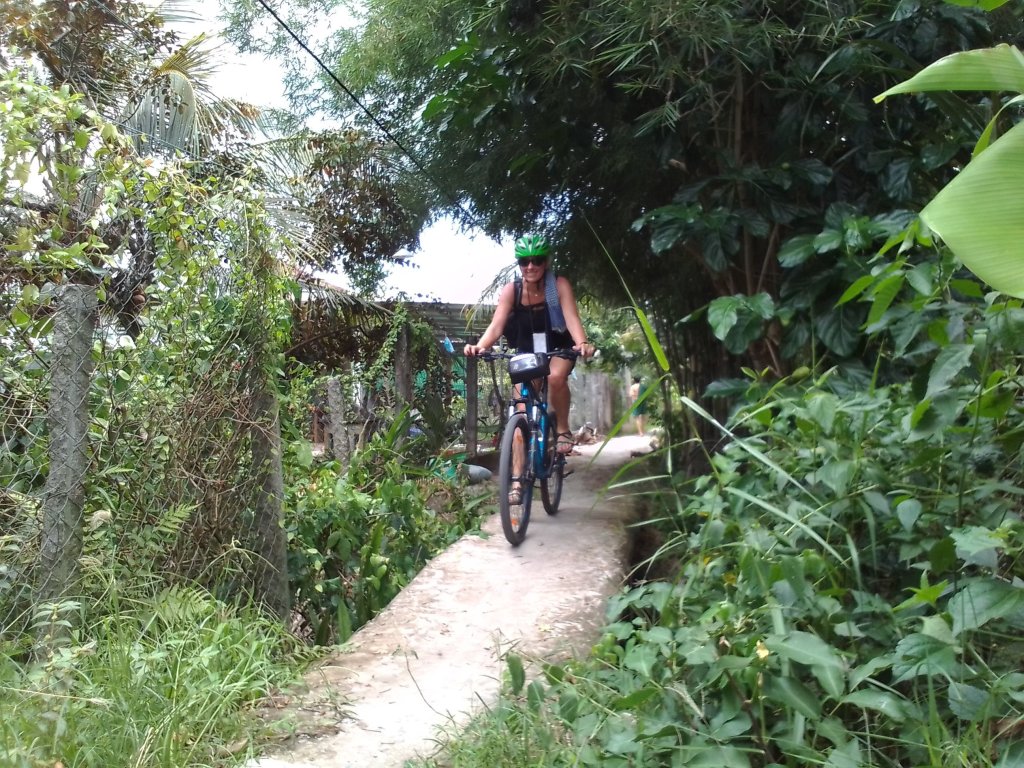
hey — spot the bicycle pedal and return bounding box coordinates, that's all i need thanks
[563,468,575,478]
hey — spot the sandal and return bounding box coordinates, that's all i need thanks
[556,432,575,455]
[508,482,523,505]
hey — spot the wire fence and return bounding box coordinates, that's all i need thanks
[0,255,285,647]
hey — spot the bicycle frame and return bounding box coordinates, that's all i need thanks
[509,377,552,480]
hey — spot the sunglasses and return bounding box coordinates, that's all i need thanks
[517,257,547,267]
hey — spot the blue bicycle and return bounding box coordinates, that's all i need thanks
[479,349,577,545]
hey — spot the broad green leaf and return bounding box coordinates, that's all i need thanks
[837,274,875,306]
[906,263,934,295]
[930,537,957,572]
[11,307,30,328]
[777,234,817,267]
[950,278,985,298]
[926,343,974,399]
[421,95,450,121]
[807,392,838,434]
[765,630,844,670]
[949,579,1024,637]
[920,615,955,646]
[849,655,894,690]
[814,662,846,700]
[842,689,910,722]
[896,498,922,531]
[866,273,904,327]
[708,712,752,740]
[435,42,475,67]
[708,296,740,339]
[948,681,990,721]
[623,643,659,678]
[764,674,821,718]
[824,739,862,768]
[748,292,775,319]
[892,633,957,682]
[920,122,1024,297]
[682,746,752,768]
[908,398,931,429]
[815,306,861,356]
[817,460,855,496]
[951,525,1004,568]
[611,686,659,711]
[707,293,776,353]
[603,719,640,755]
[336,601,353,643]
[814,228,844,252]
[875,44,1024,103]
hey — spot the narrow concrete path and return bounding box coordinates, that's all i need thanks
[254,434,649,768]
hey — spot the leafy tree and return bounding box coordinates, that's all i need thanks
[225,0,1020,407]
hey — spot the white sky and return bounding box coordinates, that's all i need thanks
[176,6,510,305]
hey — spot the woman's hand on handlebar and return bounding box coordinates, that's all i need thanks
[573,340,596,359]
[464,343,488,357]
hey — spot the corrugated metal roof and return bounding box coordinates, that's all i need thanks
[393,301,496,343]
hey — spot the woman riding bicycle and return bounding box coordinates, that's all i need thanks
[464,234,596,461]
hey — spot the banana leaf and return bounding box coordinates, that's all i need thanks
[919,120,1024,298]
[875,44,1024,102]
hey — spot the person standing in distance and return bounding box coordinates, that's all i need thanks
[464,234,595,461]
[629,376,647,436]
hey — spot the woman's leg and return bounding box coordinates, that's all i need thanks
[548,357,574,452]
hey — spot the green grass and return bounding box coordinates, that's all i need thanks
[0,585,309,768]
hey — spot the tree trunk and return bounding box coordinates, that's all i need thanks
[37,284,98,641]
[248,378,290,622]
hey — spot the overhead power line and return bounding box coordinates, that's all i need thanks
[251,0,483,230]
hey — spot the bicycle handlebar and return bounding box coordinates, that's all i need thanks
[472,348,579,362]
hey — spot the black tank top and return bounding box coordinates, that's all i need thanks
[505,289,573,353]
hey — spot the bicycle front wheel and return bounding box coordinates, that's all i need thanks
[541,418,564,515]
[498,412,533,545]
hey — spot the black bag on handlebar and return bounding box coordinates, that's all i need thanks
[507,352,549,384]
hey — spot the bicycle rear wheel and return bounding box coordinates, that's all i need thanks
[541,418,564,515]
[498,412,533,545]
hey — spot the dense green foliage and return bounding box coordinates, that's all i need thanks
[424,258,1024,765]
[280,391,487,645]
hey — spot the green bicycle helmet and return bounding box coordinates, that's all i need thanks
[514,234,550,259]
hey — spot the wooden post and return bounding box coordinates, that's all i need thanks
[395,322,413,407]
[465,337,479,457]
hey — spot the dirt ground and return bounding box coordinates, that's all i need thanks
[252,434,651,768]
